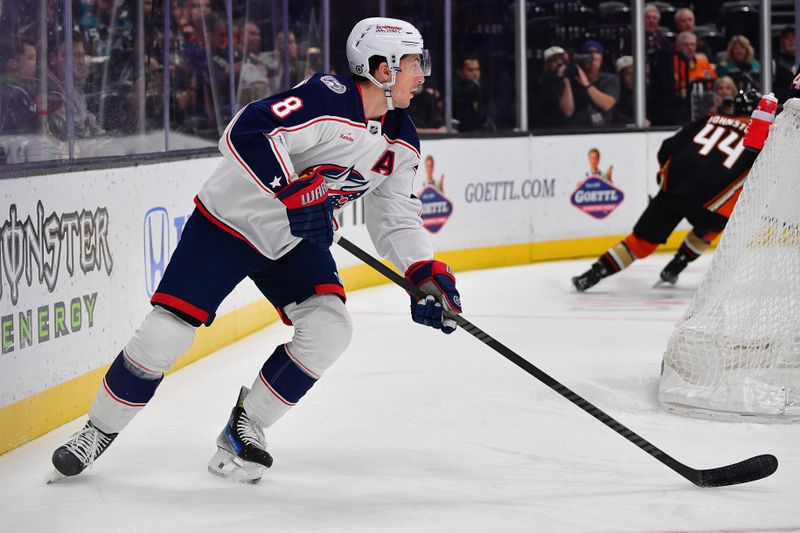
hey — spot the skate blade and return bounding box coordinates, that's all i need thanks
[207,448,264,484]
[46,469,66,484]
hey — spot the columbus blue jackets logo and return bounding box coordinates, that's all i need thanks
[570,177,624,219]
[321,75,346,94]
[305,164,370,209]
[419,186,453,233]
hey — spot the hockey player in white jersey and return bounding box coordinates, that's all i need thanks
[50,17,462,484]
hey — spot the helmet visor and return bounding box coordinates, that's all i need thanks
[399,50,431,77]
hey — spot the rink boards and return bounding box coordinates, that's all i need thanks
[0,129,681,453]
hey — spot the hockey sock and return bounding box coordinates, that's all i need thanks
[89,352,163,434]
[599,234,658,273]
[244,345,319,428]
[679,230,713,261]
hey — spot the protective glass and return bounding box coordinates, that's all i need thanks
[400,50,432,76]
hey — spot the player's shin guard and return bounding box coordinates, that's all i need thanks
[659,231,713,284]
[88,351,164,434]
[88,307,195,434]
[244,344,320,428]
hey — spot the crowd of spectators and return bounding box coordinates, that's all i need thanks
[0,0,796,163]
[0,0,324,162]
[530,3,796,129]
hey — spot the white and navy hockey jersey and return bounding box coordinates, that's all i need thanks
[195,73,432,272]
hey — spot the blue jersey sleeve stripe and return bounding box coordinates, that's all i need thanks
[223,124,276,194]
[226,103,291,193]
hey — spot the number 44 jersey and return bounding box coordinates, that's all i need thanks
[195,73,432,271]
[656,112,758,212]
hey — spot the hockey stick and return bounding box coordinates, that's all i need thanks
[336,235,778,488]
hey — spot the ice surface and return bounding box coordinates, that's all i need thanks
[1,254,798,533]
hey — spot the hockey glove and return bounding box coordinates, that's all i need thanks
[276,173,333,248]
[405,260,462,334]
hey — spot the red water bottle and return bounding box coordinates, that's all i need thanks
[743,93,778,150]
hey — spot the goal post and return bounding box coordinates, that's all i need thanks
[659,98,800,422]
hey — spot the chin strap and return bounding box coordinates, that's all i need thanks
[365,70,397,111]
[384,88,394,110]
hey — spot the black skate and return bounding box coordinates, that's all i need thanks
[208,386,273,484]
[659,253,690,285]
[571,262,608,292]
[50,421,117,480]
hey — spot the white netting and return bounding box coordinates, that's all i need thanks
[659,98,800,422]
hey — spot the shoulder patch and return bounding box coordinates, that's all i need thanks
[321,75,347,95]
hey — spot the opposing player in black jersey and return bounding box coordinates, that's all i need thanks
[572,90,772,291]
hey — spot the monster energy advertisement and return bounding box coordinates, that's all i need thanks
[0,201,113,354]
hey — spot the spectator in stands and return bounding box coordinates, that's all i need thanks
[305,46,323,79]
[182,0,212,38]
[209,17,239,118]
[645,5,671,51]
[774,27,796,102]
[408,86,446,133]
[175,10,218,137]
[674,8,695,33]
[564,40,619,128]
[531,46,573,128]
[673,8,712,58]
[711,76,738,114]
[673,31,716,123]
[453,55,492,132]
[645,4,675,125]
[79,0,134,58]
[717,35,761,93]
[77,0,138,133]
[47,31,105,141]
[273,30,303,90]
[612,56,635,125]
[237,21,277,104]
[0,36,39,134]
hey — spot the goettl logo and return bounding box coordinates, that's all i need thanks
[0,201,113,354]
[143,207,187,297]
[570,177,624,219]
[419,186,453,233]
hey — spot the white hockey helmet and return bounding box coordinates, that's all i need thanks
[346,17,431,108]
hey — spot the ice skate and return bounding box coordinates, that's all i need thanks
[571,262,608,292]
[208,386,273,484]
[659,253,690,285]
[49,421,118,481]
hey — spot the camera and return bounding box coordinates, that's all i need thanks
[565,53,594,78]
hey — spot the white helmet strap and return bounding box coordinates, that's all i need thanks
[363,65,398,111]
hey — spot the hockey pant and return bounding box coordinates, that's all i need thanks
[598,191,729,274]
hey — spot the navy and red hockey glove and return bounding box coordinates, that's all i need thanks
[276,173,333,248]
[405,260,462,334]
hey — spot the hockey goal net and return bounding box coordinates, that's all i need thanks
[659,98,800,422]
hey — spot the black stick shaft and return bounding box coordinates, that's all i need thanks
[336,236,777,487]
